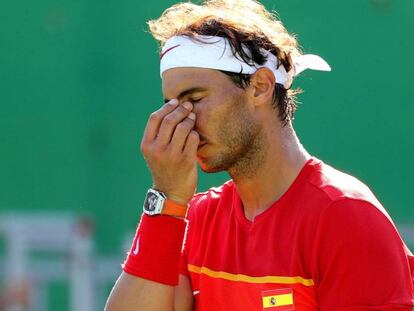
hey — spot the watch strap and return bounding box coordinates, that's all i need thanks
[162,199,187,218]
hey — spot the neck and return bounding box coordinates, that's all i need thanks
[229,124,310,221]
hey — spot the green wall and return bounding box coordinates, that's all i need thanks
[1,0,413,258]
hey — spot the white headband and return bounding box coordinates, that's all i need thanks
[160,35,331,89]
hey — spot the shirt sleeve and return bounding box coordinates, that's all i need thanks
[313,198,414,310]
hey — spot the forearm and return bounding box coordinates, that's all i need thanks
[105,272,174,311]
[105,99,197,310]
[105,214,188,310]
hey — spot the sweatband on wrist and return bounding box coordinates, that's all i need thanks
[123,214,187,286]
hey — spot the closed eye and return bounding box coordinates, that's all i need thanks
[190,98,202,103]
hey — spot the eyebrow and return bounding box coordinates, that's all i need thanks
[164,87,207,103]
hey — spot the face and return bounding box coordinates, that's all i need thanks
[162,67,264,175]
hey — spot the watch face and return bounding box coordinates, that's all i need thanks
[145,192,158,212]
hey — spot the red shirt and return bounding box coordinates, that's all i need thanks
[181,158,414,310]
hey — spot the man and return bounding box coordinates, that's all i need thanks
[105,0,414,310]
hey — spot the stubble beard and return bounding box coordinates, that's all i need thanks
[199,97,267,179]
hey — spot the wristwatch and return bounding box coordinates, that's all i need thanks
[143,188,187,218]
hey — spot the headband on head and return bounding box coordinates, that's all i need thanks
[160,35,331,89]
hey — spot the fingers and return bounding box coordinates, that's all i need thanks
[142,99,179,143]
[169,112,196,151]
[183,130,200,157]
[140,100,199,206]
[142,100,198,161]
[156,102,193,146]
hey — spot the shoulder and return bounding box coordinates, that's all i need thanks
[317,198,400,245]
[307,158,384,210]
[304,158,399,232]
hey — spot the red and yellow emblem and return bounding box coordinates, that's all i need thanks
[262,288,294,310]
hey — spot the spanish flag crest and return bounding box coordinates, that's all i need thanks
[262,288,294,310]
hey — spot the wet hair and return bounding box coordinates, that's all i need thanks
[148,0,302,125]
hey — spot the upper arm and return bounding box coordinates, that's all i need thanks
[105,272,193,311]
[315,199,414,310]
[174,274,193,311]
[105,271,175,311]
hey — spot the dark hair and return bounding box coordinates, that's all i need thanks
[179,18,300,126]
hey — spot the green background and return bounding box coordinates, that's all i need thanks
[1,0,413,308]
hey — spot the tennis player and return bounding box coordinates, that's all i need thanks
[105,0,414,310]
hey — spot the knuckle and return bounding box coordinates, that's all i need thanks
[177,120,193,131]
[149,112,160,121]
[163,115,175,125]
[162,107,191,126]
[151,149,164,162]
[151,153,161,162]
[182,151,193,160]
[182,156,193,165]
[178,105,190,114]
[152,143,164,154]
[140,142,149,154]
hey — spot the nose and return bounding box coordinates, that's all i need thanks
[191,107,200,126]
[191,106,206,140]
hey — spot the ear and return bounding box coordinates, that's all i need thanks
[249,68,275,107]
